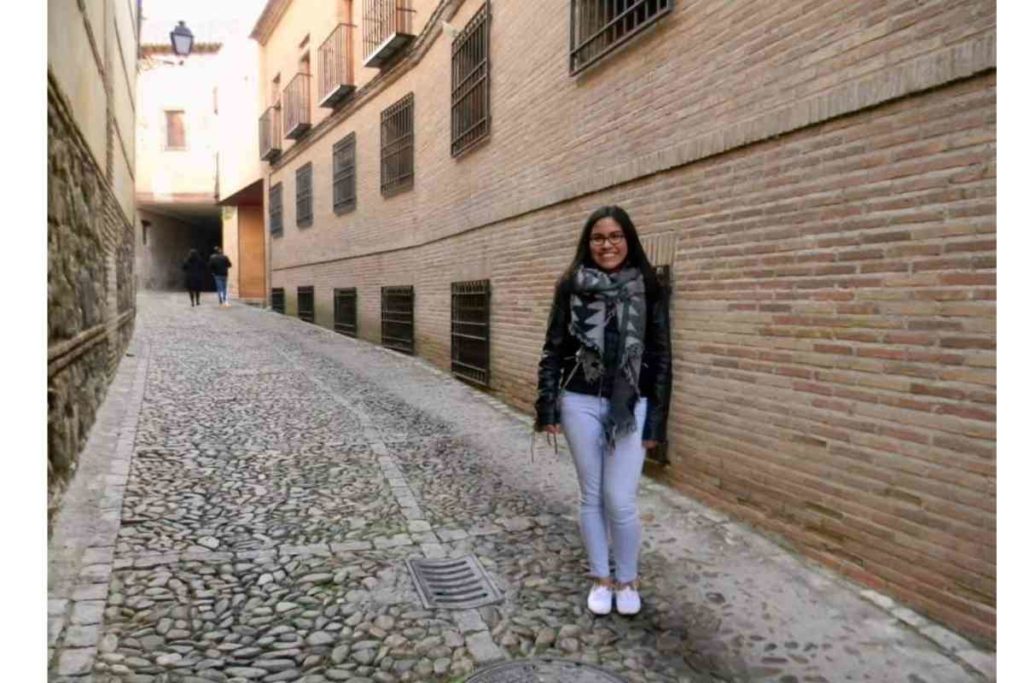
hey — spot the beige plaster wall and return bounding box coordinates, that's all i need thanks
[217,37,264,200]
[135,52,220,200]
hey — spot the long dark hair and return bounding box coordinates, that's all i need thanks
[560,205,663,300]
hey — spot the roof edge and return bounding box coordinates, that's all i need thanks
[250,0,293,45]
[140,42,223,56]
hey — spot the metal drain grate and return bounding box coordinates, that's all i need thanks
[466,658,628,682]
[407,555,502,609]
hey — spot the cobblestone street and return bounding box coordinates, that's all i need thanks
[48,293,995,683]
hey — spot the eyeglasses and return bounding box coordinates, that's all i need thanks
[590,233,625,247]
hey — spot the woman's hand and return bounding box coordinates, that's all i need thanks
[543,424,562,435]
[642,440,659,449]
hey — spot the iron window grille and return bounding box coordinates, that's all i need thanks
[363,0,415,68]
[451,280,491,388]
[450,2,490,157]
[570,0,673,75]
[645,263,673,466]
[333,133,356,214]
[381,285,414,354]
[380,93,414,196]
[297,286,315,323]
[334,287,358,337]
[271,288,285,313]
[269,182,284,237]
[296,163,313,228]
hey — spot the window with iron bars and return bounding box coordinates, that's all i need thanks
[645,263,672,465]
[296,163,313,228]
[570,0,673,75]
[297,286,315,323]
[381,285,414,354]
[333,133,356,214]
[334,288,357,337]
[451,280,490,388]
[271,287,285,313]
[380,93,414,196]
[451,3,490,157]
[269,182,283,237]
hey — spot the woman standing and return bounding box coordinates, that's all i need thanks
[535,205,672,616]
[182,249,206,307]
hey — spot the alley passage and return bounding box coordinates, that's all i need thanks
[57,293,707,683]
[49,293,991,683]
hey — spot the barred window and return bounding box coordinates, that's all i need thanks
[451,280,490,387]
[570,0,673,75]
[269,182,283,237]
[271,287,285,313]
[333,133,356,214]
[297,286,315,322]
[296,162,313,228]
[451,3,490,157]
[334,288,357,336]
[381,285,414,354]
[380,93,414,196]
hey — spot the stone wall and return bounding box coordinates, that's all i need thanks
[48,74,136,527]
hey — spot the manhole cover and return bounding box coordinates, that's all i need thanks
[407,555,502,609]
[466,658,627,682]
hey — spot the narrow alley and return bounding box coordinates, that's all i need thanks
[47,293,994,683]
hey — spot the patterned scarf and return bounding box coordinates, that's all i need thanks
[568,266,646,445]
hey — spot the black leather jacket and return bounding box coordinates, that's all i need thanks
[535,278,673,442]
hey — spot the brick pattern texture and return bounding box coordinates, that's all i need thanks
[262,0,996,643]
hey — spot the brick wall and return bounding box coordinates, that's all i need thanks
[263,0,994,269]
[261,0,996,643]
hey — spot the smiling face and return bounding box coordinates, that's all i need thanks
[589,216,629,272]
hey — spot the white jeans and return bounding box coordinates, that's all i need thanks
[559,391,647,583]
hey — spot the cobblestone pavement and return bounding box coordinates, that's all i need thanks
[48,292,996,683]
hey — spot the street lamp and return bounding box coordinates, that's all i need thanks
[170,20,194,57]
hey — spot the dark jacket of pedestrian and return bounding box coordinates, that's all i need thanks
[209,252,232,277]
[182,251,206,292]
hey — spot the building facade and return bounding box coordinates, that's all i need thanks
[135,43,223,292]
[253,0,996,643]
[216,34,267,303]
[47,0,141,523]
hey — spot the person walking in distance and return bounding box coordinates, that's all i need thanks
[535,205,672,617]
[208,246,232,306]
[182,248,206,307]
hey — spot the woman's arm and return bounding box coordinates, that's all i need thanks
[641,294,673,443]
[535,280,569,431]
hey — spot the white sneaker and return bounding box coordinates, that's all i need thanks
[587,583,613,615]
[615,584,642,615]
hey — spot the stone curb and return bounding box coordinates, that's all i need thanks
[48,338,150,679]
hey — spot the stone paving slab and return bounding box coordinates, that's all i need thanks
[116,443,405,555]
[47,293,995,682]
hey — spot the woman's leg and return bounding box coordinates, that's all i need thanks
[603,398,648,584]
[560,392,611,580]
